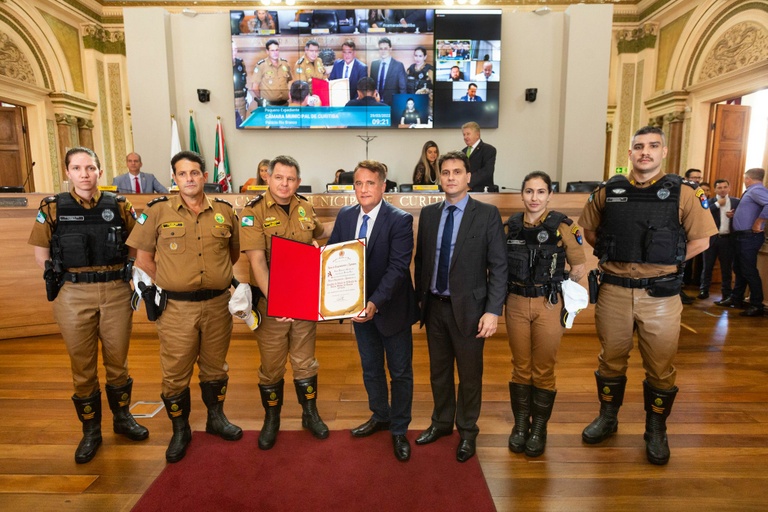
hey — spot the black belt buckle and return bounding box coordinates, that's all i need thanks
[431,293,451,303]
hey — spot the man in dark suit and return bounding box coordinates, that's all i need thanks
[328,160,419,462]
[328,39,367,101]
[460,83,483,102]
[369,37,406,106]
[345,77,389,108]
[113,153,168,194]
[413,150,507,462]
[700,179,739,300]
[461,121,497,192]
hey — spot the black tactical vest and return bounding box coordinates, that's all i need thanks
[51,192,128,269]
[595,174,688,264]
[506,211,569,285]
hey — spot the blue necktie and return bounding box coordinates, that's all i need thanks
[358,214,370,239]
[344,64,349,79]
[436,205,456,294]
[378,62,387,93]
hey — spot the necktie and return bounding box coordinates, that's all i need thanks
[358,214,370,239]
[378,62,387,93]
[466,147,472,157]
[436,205,456,294]
[134,176,140,193]
[344,64,349,79]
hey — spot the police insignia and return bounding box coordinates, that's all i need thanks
[696,188,709,209]
[588,192,594,203]
[129,206,137,219]
[612,188,626,195]
[241,216,254,227]
[298,206,306,218]
[137,213,148,225]
[35,211,46,224]
[102,209,115,222]
[537,231,549,243]
[572,225,583,245]
[215,213,225,224]
[657,189,670,200]
[170,242,178,251]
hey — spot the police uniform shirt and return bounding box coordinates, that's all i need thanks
[126,194,239,292]
[253,58,293,102]
[580,171,717,279]
[295,55,326,85]
[28,189,136,272]
[239,190,324,283]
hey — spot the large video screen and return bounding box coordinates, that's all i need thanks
[230,9,501,129]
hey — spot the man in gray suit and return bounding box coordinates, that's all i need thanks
[113,153,168,194]
[413,150,507,462]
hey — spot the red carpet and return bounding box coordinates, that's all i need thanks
[133,430,496,512]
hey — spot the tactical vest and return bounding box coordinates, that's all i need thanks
[506,211,569,285]
[595,174,687,265]
[50,192,128,269]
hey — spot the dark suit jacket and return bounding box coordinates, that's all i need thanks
[711,196,740,231]
[460,95,483,102]
[369,58,407,106]
[414,196,507,338]
[328,200,418,337]
[462,140,497,193]
[345,96,389,108]
[328,58,368,100]
[113,172,168,194]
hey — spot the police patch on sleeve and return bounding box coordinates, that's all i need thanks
[695,188,709,209]
[137,213,148,225]
[129,206,138,219]
[571,225,583,245]
[241,216,254,227]
[35,211,46,224]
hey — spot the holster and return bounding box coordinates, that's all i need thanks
[44,260,63,302]
[141,284,167,321]
[588,269,601,304]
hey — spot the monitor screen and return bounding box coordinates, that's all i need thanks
[231,8,502,130]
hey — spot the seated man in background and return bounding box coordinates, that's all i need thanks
[113,153,168,194]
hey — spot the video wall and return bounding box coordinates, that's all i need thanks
[231,9,502,130]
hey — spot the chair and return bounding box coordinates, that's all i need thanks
[399,184,413,192]
[312,11,339,33]
[203,183,223,193]
[551,181,560,193]
[565,181,601,193]
[386,180,397,192]
[338,172,355,185]
[297,185,312,193]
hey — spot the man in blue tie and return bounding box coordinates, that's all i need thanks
[328,160,419,461]
[328,39,367,101]
[413,150,507,462]
[369,37,406,106]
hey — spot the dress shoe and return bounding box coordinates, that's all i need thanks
[351,418,390,438]
[392,435,410,462]
[715,297,744,308]
[456,439,476,463]
[679,291,694,305]
[740,305,765,317]
[415,425,453,445]
[697,291,709,300]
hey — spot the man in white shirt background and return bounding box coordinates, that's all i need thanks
[472,62,498,82]
[701,179,739,300]
[113,153,169,194]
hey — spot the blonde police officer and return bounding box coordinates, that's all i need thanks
[240,155,333,450]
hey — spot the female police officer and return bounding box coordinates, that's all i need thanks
[504,171,586,457]
[28,147,148,463]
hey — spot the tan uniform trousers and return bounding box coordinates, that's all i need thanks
[53,280,133,397]
[254,297,320,385]
[505,293,565,390]
[156,293,232,396]
[594,283,682,389]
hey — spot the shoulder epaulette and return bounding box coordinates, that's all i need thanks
[245,195,264,208]
[296,57,306,65]
[296,193,308,201]
[214,197,233,208]
[115,194,127,202]
[41,195,57,206]
[146,196,169,207]
[679,176,698,189]
[257,58,266,65]
[279,58,288,62]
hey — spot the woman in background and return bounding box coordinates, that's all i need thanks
[240,159,271,192]
[412,140,439,185]
[407,46,434,94]
[400,97,422,127]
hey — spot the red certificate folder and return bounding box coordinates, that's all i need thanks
[267,236,366,321]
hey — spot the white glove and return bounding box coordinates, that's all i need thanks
[228,283,261,330]
[561,279,589,329]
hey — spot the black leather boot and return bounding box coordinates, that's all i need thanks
[294,376,329,439]
[200,379,243,441]
[72,390,103,464]
[508,383,531,453]
[258,380,283,450]
[525,387,556,457]
[162,388,192,463]
[582,372,627,444]
[643,380,678,466]
[105,378,149,441]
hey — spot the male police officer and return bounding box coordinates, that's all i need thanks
[579,126,716,465]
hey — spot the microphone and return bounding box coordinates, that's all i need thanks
[500,186,521,192]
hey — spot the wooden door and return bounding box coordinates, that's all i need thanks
[706,103,751,195]
[0,104,33,191]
